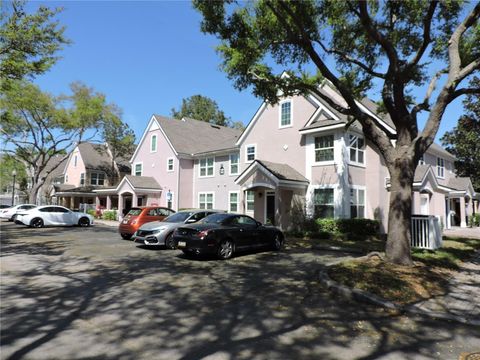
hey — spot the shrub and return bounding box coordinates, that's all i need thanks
[86,209,96,218]
[336,218,380,236]
[316,218,339,233]
[470,213,480,227]
[102,210,117,221]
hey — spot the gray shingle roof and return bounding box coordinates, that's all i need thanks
[78,143,112,171]
[447,177,472,191]
[257,160,309,183]
[414,164,431,182]
[153,115,242,156]
[124,175,162,190]
[427,143,455,159]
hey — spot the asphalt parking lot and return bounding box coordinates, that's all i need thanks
[1,221,479,360]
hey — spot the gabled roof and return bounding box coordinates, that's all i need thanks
[78,143,112,170]
[41,155,68,178]
[447,177,473,192]
[123,175,162,190]
[235,159,309,188]
[414,164,431,183]
[427,143,455,160]
[152,115,242,157]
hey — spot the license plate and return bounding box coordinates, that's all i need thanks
[177,241,186,247]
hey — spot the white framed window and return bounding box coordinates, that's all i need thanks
[151,134,157,152]
[437,157,445,178]
[279,100,292,128]
[349,134,365,165]
[74,155,78,167]
[198,192,214,210]
[80,173,85,186]
[134,163,143,176]
[350,187,365,218]
[420,193,429,215]
[246,191,255,212]
[313,188,334,218]
[65,174,69,183]
[90,172,105,186]
[314,135,334,162]
[418,155,425,165]
[229,153,239,175]
[246,144,256,163]
[199,157,214,177]
[167,157,174,172]
[229,191,239,212]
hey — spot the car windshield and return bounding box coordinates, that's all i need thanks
[201,213,232,224]
[164,212,193,223]
[127,208,142,216]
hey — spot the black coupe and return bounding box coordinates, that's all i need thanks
[172,213,284,259]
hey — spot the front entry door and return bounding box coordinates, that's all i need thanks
[266,192,275,225]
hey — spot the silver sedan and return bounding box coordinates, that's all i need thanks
[133,210,222,249]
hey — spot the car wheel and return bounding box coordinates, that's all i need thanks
[121,233,132,240]
[78,217,90,227]
[217,239,234,260]
[31,218,44,228]
[272,233,284,251]
[165,233,175,250]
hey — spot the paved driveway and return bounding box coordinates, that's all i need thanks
[1,221,478,359]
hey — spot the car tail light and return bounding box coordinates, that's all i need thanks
[131,220,137,225]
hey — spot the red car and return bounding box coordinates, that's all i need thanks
[119,206,175,240]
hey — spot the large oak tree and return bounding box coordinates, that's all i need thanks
[194,0,480,265]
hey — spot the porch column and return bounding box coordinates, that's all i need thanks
[106,195,112,210]
[118,194,124,221]
[460,196,466,228]
[445,198,451,229]
[467,198,473,225]
[95,196,100,207]
[132,193,138,208]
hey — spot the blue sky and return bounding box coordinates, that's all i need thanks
[29,1,467,143]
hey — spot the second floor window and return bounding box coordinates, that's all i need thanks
[199,157,214,177]
[280,101,291,127]
[74,155,78,167]
[229,153,239,175]
[151,134,157,152]
[80,173,85,186]
[315,135,334,162]
[246,145,256,162]
[135,163,142,176]
[437,157,445,178]
[90,172,105,186]
[418,155,425,165]
[349,135,365,164]
[167,158,174,172]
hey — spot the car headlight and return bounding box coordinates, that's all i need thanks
[153,226,167,234]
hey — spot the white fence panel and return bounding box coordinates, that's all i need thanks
[411,215,442,250]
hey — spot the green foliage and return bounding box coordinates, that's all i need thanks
[0,153,27,192]
[86,209,96,217]
[469,213,480,227]
[0,80,122,202]
[441,77,480,192]
[0,0,70,81]
[171,94,232,127]
[102,210,117,221]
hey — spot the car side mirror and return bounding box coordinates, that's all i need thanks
[256,221,262,227]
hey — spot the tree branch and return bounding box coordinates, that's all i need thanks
[451,87,480,101]
[407,1,438,68]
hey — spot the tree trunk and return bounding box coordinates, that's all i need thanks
[385,159,415,266]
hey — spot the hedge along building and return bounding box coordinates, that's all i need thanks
[93,82,478,228]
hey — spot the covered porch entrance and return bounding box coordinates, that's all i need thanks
[236,160,309,229]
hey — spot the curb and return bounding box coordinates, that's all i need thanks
[318,269,480,326]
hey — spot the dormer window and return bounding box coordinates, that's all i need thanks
[279,101,292,128]
[418,156,425,165]
[437,157,445,178]
[90,172,105,186]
